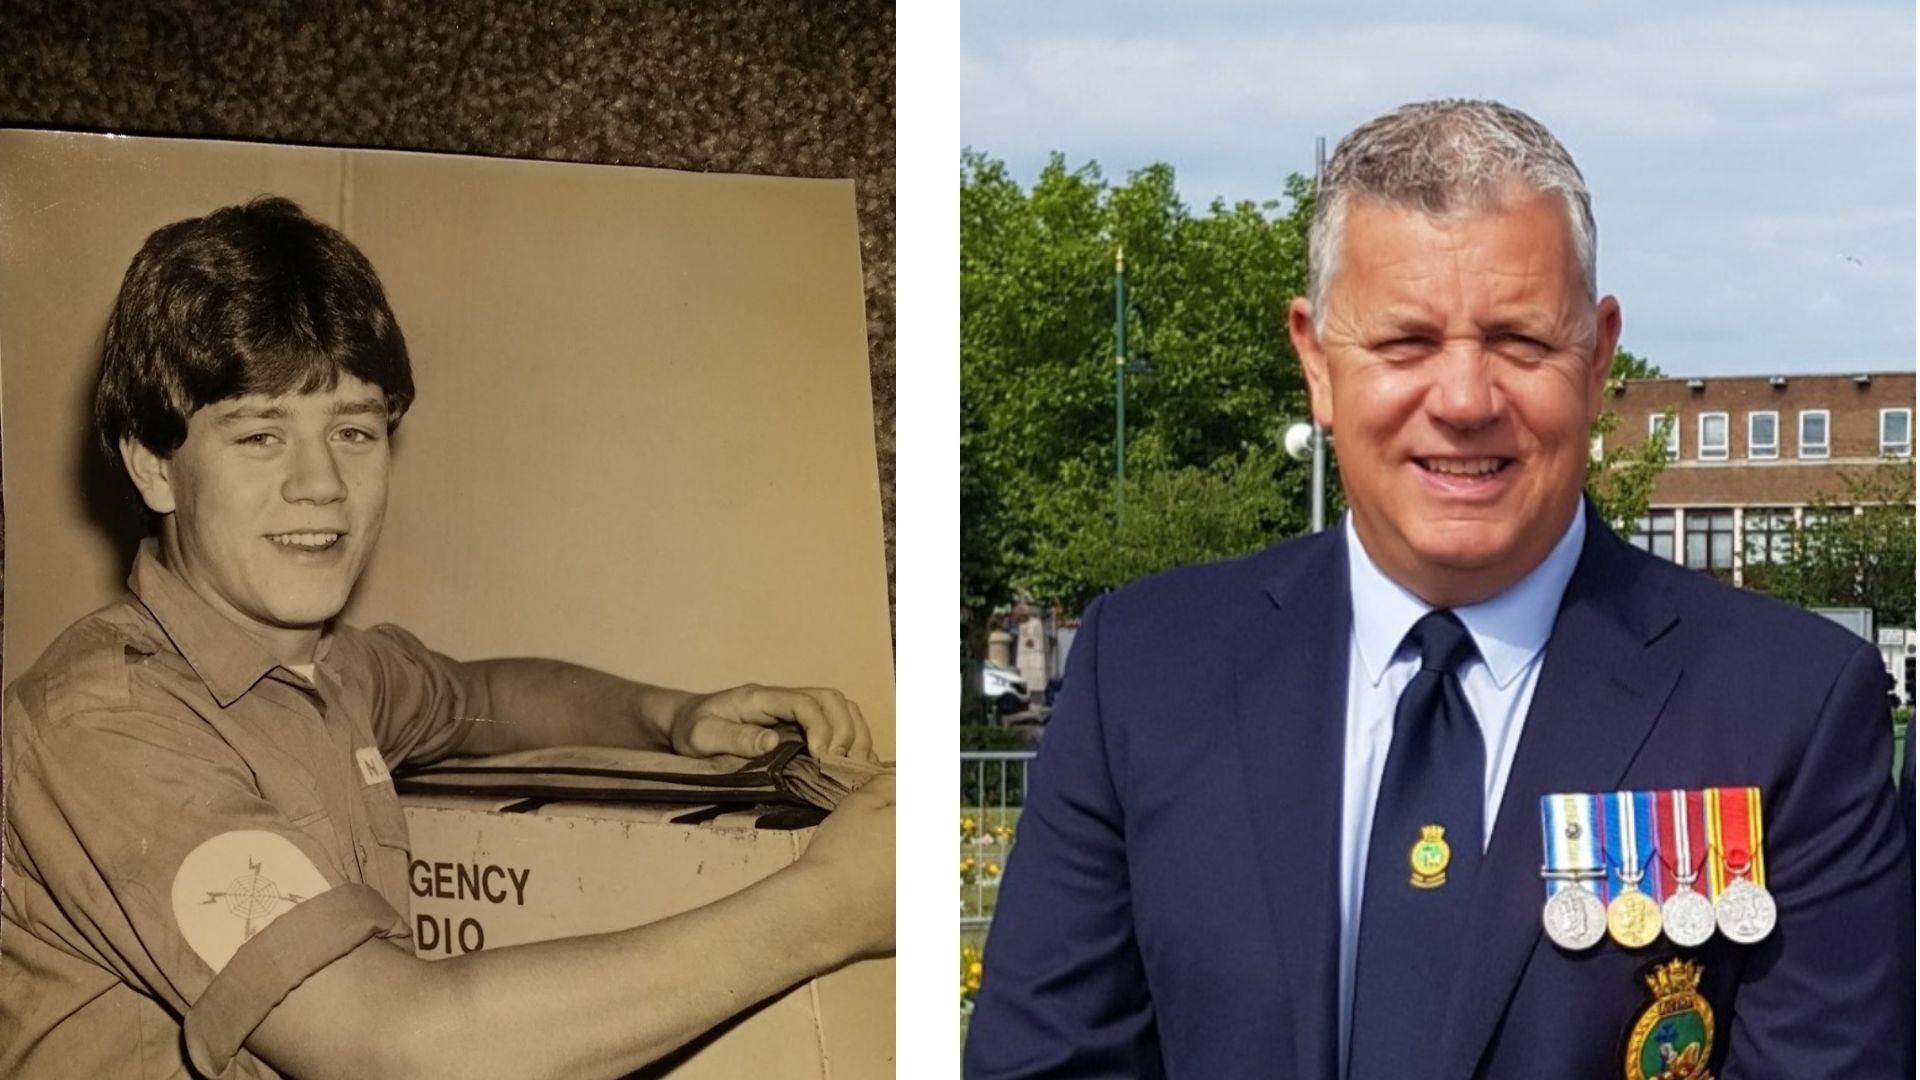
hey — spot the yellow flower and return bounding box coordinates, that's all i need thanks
[962,816,977,834]
[985,861,1002,878]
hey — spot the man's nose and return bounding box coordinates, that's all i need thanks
[1426,342,1500,430]
[282,438,348,503]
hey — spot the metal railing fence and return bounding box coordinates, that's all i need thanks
[960,751,1037,928]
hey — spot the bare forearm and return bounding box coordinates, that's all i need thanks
[433,862,859,1079]
[255,863,867,1080]
[457,658,690,755]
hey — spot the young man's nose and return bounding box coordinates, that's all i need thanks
[282,439,348,503]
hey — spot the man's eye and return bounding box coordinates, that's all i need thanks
[1493,333,1550,354]
[336,427,380,443]
[1373,337,1434,358]
[236,432,278,447]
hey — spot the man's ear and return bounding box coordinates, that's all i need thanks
[121,437,177,515]
[1585,295,1624,423]
[1288,297,1335,428]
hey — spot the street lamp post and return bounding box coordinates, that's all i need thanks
[1113,245,1128,515]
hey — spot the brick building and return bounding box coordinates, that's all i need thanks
[1597,371,1914,585]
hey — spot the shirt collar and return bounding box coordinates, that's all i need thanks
[1345,501,1586,690]
[128,538,307,707]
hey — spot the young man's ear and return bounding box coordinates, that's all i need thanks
[120,437,176,515]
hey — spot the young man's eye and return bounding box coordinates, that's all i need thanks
[236,432,278,447]
[336,427,382,443]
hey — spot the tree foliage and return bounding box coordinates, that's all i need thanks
[962,152,1317,626]
[1745,464,1915,630]
[1585,348,1672,530]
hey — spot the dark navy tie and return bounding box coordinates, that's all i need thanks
[1347,610,1485,1080]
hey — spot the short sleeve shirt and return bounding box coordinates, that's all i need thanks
[1,541,494,1078]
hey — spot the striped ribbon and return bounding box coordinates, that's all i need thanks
[1539,792,1603,899]
[1705,786,1766,895]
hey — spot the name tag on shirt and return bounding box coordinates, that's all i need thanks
[355,747,394,786]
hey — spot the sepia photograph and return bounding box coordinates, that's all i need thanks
[0,5,898,1077]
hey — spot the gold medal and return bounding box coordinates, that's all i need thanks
[1603,792,1663,949]
[1409,824,1450,889]
[1606,881,1663,949]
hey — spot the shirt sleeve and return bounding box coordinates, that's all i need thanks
[336,622,497,767]
[7,707,410,1075]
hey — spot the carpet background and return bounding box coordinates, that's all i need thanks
[0,0,897,637]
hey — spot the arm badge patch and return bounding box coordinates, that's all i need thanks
[170,830,333,973]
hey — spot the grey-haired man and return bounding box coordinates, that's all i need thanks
[968,100,1907,1079]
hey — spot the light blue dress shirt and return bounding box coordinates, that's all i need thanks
[1334,502,1587,1072]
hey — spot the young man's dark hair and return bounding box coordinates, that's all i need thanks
[93,195,416,467]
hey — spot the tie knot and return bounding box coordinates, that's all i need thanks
[1405,610,1477,675]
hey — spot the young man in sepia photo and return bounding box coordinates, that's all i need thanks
[1,196,895,1079]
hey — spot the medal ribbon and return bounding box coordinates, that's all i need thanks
[1623,790,1660,901]
[1706,786,1767,895]
[1720,776,1758,887]
[1653,788,1682,896]
[1540,793,1601,899]
[1653,788,1709,896]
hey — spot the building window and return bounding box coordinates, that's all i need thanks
[1698,413,1728,461]
[1881,408,1911,458]
[1684,508,1735,580]
[1748,411,1778,460]
[1799,410,1829,459]
[1626,509,1676,562]
[1649,412,1679,461]
[1743,507,1793,566]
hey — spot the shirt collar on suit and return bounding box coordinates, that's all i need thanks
[127,538,326,707]
[1345,501,1587,690]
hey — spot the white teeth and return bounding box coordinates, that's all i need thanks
[1424,458,1504,477]
[269,532,341,547]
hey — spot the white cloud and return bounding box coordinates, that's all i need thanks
[962,1,1915,374]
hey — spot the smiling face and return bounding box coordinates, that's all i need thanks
[1290,189,1621,607]
[123,375,393,664]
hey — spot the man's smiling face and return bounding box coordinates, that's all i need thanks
[126,375,392,662]
[1291,188,1621,607]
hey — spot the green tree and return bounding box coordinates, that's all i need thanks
[1585,348,1672,531]
[961,152,1317,679]
[1746,464,1915,630]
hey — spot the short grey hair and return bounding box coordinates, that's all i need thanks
[1306,99,1597,321]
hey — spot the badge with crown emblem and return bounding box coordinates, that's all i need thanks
[1409,824,1451,888]
[1624,958,1713,1080]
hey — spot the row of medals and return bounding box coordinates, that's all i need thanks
[1540,859,1776,951]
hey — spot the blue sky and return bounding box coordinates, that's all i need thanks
[962,2,1916,377]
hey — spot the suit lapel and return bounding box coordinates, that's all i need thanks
[1437,515,1683,1078]
[1233,531,1349,1080]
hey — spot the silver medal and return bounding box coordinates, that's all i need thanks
[1660,881,1717,947]
[1542,882,1607,950]
[1715,875,1777,944]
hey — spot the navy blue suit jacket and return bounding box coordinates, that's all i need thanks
[967,510,1907,1078]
